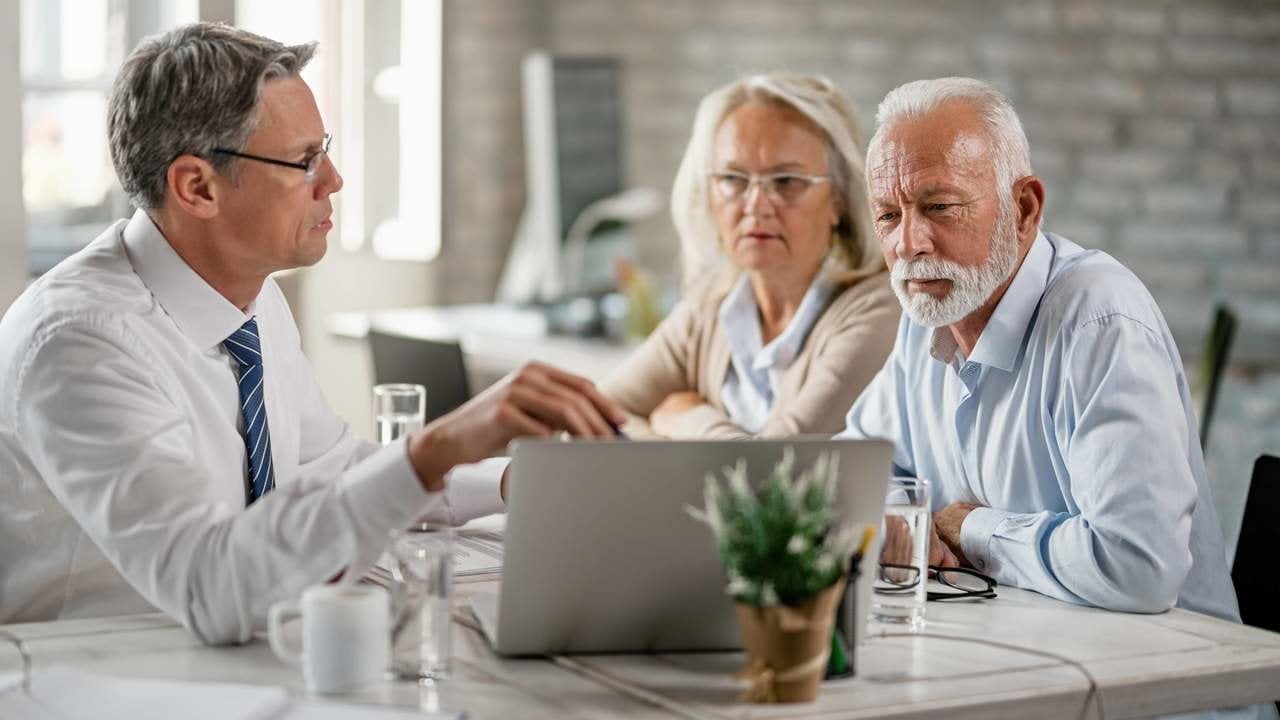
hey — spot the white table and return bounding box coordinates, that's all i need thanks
[327,304,636,384]
[4,577,1278,720]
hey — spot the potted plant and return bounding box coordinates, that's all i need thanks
[688,449,868,703]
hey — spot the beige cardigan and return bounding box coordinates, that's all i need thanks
[601,271,900,439]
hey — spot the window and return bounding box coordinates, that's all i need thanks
[328,0,446,262]
[239,0,443,263]
[18,0,442,273]
[363,0,443,262]
[19,0,198,274]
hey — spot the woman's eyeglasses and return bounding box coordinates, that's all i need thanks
[708,170,830,206]
[876,563,998,602]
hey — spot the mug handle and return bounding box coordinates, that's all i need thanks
[267,600,303,669]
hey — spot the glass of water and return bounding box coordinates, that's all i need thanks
[374,384,426,445]
[386,527,454,681]
[871,477,931,631]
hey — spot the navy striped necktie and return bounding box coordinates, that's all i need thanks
[223,318,275,504]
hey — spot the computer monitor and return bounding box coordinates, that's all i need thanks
[496,52,629,303]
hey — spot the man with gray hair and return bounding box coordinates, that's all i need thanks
[843,77,1242,619]
[0,23,623,644]
[843,79,1280,718]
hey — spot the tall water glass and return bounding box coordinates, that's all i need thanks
[871,477,931,631]
[387,527,454,681]
[374,384,426,445]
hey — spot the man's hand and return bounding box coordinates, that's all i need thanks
[881,514,960,569]
[933,501,981,567]
[649,391,704,437]
[407,361,625,492]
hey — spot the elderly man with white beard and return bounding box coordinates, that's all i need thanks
[842,77,1249,621]
[842,80,1280,720]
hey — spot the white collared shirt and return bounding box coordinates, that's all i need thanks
[718,273,834,433]
[0,211,503,642]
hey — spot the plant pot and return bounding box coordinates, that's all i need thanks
[733,577,847,703]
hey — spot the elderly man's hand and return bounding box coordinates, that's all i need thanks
[881,514,961,569]
[649,391,704,437]
[408,361,625,493]
[933,501,982,567]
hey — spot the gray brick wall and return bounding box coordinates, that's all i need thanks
[442,1,1279,355]
[439,0,1280,542]
[439,0,544,302]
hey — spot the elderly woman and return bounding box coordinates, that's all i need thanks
[602,74,899,438]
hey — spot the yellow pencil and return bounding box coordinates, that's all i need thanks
[856,524,876,558]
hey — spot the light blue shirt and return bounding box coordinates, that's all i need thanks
[719,273,834,433]
[841,231,1241,623]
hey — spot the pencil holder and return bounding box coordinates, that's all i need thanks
[825,563,860,680]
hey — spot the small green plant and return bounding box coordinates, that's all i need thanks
[688,448,859,608]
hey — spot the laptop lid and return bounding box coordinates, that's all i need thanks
[487,438,892,656]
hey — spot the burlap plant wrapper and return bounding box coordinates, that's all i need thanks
[733,577,847,703]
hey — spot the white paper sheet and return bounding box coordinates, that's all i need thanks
[367,514,506,588]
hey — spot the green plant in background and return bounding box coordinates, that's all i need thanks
[688,449,859,608]
[613,258,662,339]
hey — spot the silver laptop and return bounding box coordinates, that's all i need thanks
[470,438,893,656]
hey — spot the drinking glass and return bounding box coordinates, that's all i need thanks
[386,527,454,681]
[871,477,931,631]
[374,384,426,445]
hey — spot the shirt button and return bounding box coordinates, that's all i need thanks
[975,558,985,570]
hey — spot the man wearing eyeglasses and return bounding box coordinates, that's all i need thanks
[0,23,623,644]
[840,78,1245,629]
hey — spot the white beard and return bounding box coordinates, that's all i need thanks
[890,201,1020,328]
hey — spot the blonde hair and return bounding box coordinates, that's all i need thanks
[670,73,883,293]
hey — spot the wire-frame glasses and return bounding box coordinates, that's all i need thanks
[708,170,830,206]
[877,563,998,602]
[212,133,333,183]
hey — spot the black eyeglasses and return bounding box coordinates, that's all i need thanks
[875,563,998,601]
[212,133,332,183]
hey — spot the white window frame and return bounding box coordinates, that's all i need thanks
[17,0,201,275]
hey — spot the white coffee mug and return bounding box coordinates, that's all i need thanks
[268,584,390,694]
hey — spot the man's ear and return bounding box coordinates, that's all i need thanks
[165,154,223,220]
[1013,175,1045,243]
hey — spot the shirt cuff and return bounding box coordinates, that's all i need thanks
[338,436,440,541]
[959,506,1011,574]
[416,456,509,527]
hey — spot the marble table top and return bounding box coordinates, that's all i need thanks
[3,574,1278,719]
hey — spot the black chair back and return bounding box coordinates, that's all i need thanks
[1197,304,1236,451]
[368,331,471,423]
[1232,455,1280,636]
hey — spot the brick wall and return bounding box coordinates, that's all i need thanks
[439,0,544,302]
[440,0,1280,543]
[444,0,1280,358]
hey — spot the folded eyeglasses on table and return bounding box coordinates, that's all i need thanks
[875,564,999,601]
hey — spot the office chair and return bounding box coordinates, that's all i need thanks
[1195,304,1236,452]
[1232,455,1279,638]
[368,330,472,423]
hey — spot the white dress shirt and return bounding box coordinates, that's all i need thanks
[718,273,834,432]
[0,210,504,643]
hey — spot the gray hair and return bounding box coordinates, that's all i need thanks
[868,77,1032,201]
[670,73,883,293]
[108,22,316,209]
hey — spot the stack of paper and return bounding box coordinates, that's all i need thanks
[367,514,506,589]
